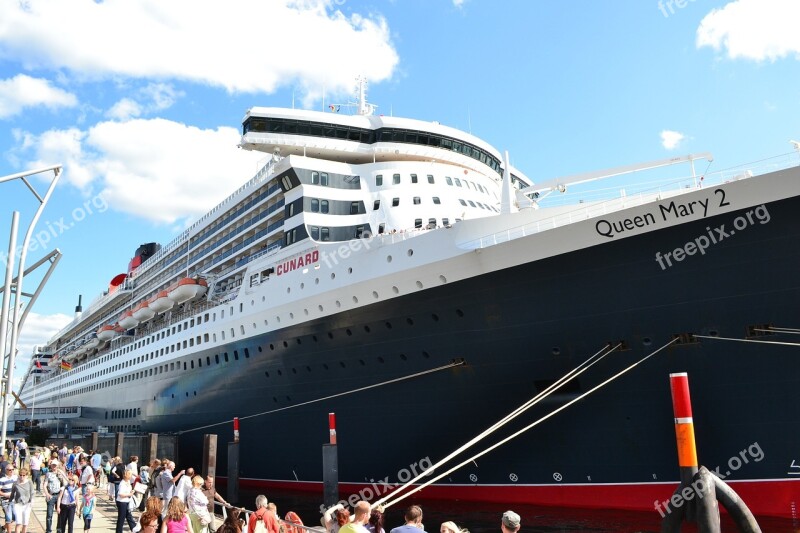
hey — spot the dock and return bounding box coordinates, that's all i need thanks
[25,489,121,533]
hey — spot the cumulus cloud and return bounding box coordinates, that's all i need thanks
[106,83,183,120]
[16,118,264,224]
[697,0,800,61]
[13,311,72,387]
[661,130,685,150]
[0,74,77,119]
[0,0,398,104]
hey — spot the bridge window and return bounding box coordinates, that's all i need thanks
[311,199,319,212]
[311,172,319,185]
[321,200,329,214]
[433,197,441,204]
[428,175,435,184]
[350,202,360,215]
[415,218,422,228]
[411,174,418,184]
[373,200,380,210]
[376,174,383,186]
[392,198,399,207]
[446,177,453,186]
[413,197,421,205]
[393,174,401,185]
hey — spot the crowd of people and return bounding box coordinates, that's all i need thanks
[0,442,523,533]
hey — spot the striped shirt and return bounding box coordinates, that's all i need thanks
[0,475,17,501]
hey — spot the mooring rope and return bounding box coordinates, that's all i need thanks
[177,360,464,435]
[756,326,800,334]
[371,342,620,508]
[380,337,679,510]
[694,334,800,347]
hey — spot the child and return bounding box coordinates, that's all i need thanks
[80,484,95,533]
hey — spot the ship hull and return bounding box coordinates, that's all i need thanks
[34,180,800,518]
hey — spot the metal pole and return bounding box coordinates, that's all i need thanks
[0,212,20,452]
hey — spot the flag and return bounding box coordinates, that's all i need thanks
[61,361,72,371]
[35,359,42,369]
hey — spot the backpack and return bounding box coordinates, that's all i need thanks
[46,471,62,495]
[253,515,268,533]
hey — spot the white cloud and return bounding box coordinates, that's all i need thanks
[0,0,398,104]
[696,0,800,61]
[661,130,685,150]
[453,0,466,7]
[13,311,72,389]
[106,83,183,120]
[106,98,143,121]
[0,74,77,119]
[17,118,264,224]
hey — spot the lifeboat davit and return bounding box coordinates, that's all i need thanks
[118,310,139,330]
[149,290,174,314]
[97,324,117,342]
[132,300,155,323]
[168,278,208,304]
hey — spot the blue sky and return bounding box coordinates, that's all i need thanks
[0,0,798,384]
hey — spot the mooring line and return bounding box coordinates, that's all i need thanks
[372,342,620,508]
[694,334,800,347]
[177,360,464,435]
[756,326,800,334]
[380,337,679,510]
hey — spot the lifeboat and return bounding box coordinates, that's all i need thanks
[132,300,155,323]
[96,324,117,342]
[84,334,101,351]
[118,310,139,330]
[167,278,208,304]
[149,290,174,313]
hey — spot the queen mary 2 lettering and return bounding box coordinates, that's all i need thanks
[17,80,800,520]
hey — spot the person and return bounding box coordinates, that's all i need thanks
[43,460,65,533]
[500,511,520,533]
[135,497,163,533]
[339,501,370,533]
[283,512,303,533]
[388,506,426,533]
[366,509,384,533]
[265,504,281,533]
[79,484,95,533]
[200,476,228,533]
[138,467,152,511]
[439,523,459,533]
[56,475,79,533]
[247,495,279,533]
[10,467,33,533]
[323,504,347,533]
[27,452,41,494]
[127,456,140,477]
[161,497,193,533]
[0,464,17,533]
[14,442,26,469]
[215,507,243,533]
[175,468,194,503]
[159,462,185,507]
[110,457,126,499]
[186,476,211,533]
[79,457,95,495]
[116,469,136,533]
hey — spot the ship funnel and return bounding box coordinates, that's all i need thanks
[74,294,82,320]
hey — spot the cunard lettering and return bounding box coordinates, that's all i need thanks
[277,250,320,275]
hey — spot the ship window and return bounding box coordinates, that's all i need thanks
[224,352,229,362]
[413,196,421,205]
[392,198,399,207]
[321,200,329,214]
[455,178,462,187]
[355,225,366,238]
[311,172,320,185]
[321,227,330,241]
[288,203,295,217]
[443,217,450,226]
[373,199,380,210]
[321,173,329,186]
[378,223,385,234]
[215,354,219,364]
[311,198,319,212]
[393,174,401,185]
[428,174,435,184]
[468,200,476,207]
[433,197,441,204]
[376,174,383,186]
[477,203,485,209]
[459,199,467,206]
[411,174,418,184]
[350,202,360,214]
[446,177,453,186]
[231,328,235,337]
[310,226,320,240]
[190,361,194,369]
[281,176,293,190]
[415,218,422,228]
[428,218,436,227]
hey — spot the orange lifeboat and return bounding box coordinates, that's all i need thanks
[97,324,117,342]
[149,290,174,313]
[167,278,208,304]
[118,310,139,329]
[132,299,155,323]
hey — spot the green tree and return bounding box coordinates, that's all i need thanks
[27,427,51,446]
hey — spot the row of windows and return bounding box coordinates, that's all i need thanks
[110,408,141,420]
[373,196,442,210]
[458,199,499,212]
[243,117,503,174]
[309,225,368,241]
[375,173,436,186]
[444,176,492,196]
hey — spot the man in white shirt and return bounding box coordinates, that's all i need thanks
[174,467,194,503]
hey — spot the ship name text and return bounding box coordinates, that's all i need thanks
[595,189,729,239]
[277,250,320,275]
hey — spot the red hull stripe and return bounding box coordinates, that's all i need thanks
[224,477,800,519]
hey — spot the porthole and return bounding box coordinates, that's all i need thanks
[276,316,281,323]
[364,325,371,333]
[387,255,393,263]
[273,397,278,403]
[416,281,423,289]
[289,312,294,319]
[286,396,291,401]
[264,320,268,326]
[283,341,288,348]
[262,296,266,302]
[422,351,430,359]
[331,273,336,280]
[300,283,305,289]
[378,356,385,363]
[304,308,309,315]
[432,313,439,321]
[400,353,408,361]
[440,275,447,283]
[292,368,297,374]
[258,346,263,353]
[315,278,320,285]
[312,335,318,342]
[297,338,302,345]
[552,347,561,355]
[348,267,353,274]
[339,361,346,368]
[251,300,254,306]
[353,296,359,303]
[385,322,393,329]
[407,249,414,257]
[287,287,291,294]
[372,291,379,299]
[456,309,464,317]
[359,359,366,366]
[346,329,353,336]
[328,332,334,339]
[323,363,329,370]
[269,344,275,350]
[392,286,399,294]
[318,305,324,312]
[335,300,341,308]
[642,337,653,346]
[265,371,270,378]
[277,369,283,376]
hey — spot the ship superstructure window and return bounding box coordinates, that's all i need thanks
[428,218,436,227]
[378,223,385,233]
[373,200,380,210]
[415,218,422,228]
[443,217,449,225]
[312,172,319,185]
[446,177,453,185]
[411,174,418,184]
[321,173,329,186]
[455,178,462,187]
[413,197,421,205]
[468,201,476,207]
[311,199,320,212]
[350,202,360,215]
[428,174,435,184]
[321,227,330,241]
[282,176,293,190]
[392,198,399,207]
[433,197,441,204]
[393,174,401,185]
[321,200,329,214]
[376,174,383,186]
[459,199,467,206]
[310,226,320,240]
[355,225,367,238]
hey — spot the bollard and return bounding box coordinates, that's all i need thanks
[322,412,339,508]
[115,432,124,459]
[203,434,217,479]
[148,433,158,466]
[228,441,239,505]
[233,417,240,443]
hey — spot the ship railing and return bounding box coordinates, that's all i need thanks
[463,152,800,249]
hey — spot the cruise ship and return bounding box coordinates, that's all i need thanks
[18,80,800,519]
